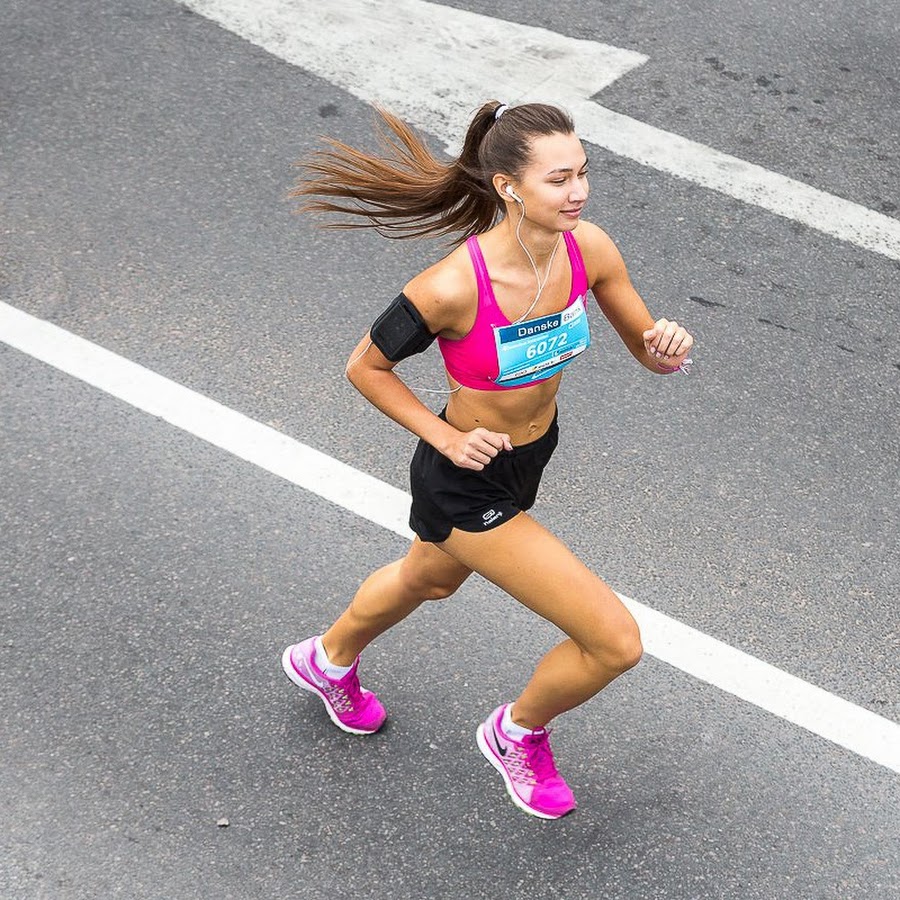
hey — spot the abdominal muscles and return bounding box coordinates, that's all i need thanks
[444,370,562,445]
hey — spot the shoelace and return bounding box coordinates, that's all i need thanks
[502,729,558,786]
[520,729,558,782]
[322,672,361,713]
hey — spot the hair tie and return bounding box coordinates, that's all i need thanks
[494,104,509,121]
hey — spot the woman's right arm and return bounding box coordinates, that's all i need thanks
[345,265,512,471]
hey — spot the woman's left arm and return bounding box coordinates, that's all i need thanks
[582,223,694,374]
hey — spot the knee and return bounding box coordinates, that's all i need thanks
[592,622,643,676]
[398,565,463,603]
[419,579,461,602]
[614,627,643,673]
[612,622,643,673]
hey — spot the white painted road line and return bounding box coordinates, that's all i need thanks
[177,0,900,261]
[568,100,900,262]
[0,302,413,539]
[2,298,898,776]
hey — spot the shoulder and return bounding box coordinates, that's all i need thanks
[402,241,477,334]
[570,220,629,287]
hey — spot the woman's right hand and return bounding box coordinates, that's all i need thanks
[443,428,513,471]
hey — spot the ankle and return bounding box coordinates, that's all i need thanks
[319,635,357,668]
[503,704,542,739]
[315,636,354,678]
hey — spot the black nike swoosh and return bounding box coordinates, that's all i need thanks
[492,724,507,757]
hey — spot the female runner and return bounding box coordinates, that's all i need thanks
[281,101,694,819]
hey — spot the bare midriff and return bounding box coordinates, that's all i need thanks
[444,371,562,445]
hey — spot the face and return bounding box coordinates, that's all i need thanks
[510,131,589,231]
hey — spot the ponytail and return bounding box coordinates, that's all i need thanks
[291,100,574,241]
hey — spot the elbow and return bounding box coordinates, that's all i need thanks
[345,362,366,394]
[345,339,373,386]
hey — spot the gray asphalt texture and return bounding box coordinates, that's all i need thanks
[2,1,898,898]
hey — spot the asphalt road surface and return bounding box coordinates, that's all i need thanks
[2,1,898,898]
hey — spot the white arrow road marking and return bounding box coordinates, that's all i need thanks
[179,0,647,147]
[2,299,898,775]
[178,0,900,261]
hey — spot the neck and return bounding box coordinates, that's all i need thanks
[500,213,562,265]
[504,211,565,324]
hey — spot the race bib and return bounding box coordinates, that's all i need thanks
[492,295,591,386]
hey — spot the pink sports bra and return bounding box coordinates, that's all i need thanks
[438,231,591,391]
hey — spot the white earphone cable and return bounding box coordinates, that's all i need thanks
[345,197,559,395]
[510,197,562,324]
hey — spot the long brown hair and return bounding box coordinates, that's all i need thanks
[291,101,575,240]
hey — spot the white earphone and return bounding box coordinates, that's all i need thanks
[504,185,523,203]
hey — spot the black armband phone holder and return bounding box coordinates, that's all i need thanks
[370,292,436,362]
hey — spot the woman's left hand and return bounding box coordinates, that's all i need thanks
[642,319,693,368]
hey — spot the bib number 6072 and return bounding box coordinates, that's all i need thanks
[525,332,568,360]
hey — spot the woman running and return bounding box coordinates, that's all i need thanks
[281,101,694,819]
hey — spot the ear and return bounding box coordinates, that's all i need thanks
[492,172,517,202]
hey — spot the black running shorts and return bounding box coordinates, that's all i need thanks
[408,409,559,543]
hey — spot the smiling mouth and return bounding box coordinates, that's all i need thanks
[561,207,583,215]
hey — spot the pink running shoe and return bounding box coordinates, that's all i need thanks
[281,637,386,735]
[476,704,576,819]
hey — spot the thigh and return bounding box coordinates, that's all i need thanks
[398,536,473,599]
[438,514,637,651]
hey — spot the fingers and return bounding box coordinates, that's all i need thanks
[645,319,694,361]
[453,428,512,470]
